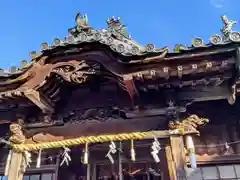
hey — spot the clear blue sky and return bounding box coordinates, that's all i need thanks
[0,0,239,69]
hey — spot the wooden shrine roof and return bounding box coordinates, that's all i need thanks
[0,13,239,128]
[0,15,239,77]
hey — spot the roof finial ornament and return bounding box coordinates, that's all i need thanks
[47,13,168,57]
[209,15,240,45]
[193,15,238,47]
[221,15,237,36]
[106,16,130,39]
[68,12,91,37]
[106,16,121,27]
[75,12,89,28]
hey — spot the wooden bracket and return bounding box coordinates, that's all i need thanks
[122,75,139,105]
[23,89,54,113]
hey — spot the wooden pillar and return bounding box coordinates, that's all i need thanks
[87,164,91,180]
[8,151,24,180]
[91,164,97,180]
[54,156,60,180]
[170,136,186,180]
[165,146,177,180]
[8,123,26,180]
[118,142,123,180]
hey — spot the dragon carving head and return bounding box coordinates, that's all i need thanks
[52,60,96,84]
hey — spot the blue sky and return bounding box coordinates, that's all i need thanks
[0,0,239,69]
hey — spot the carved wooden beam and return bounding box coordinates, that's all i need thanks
[25,133,64,144]
[23,89,54,113]
[26,116,165,138]
[129,58,234,81]
[24,120,64,129]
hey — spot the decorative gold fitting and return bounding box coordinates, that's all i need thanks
[221,61,228,67]
[177,66,183,78]
[136,72,143,80]
[192,64,197,70]
[150,70,156,76]
[163,67,169,79]
[206,62,212,69]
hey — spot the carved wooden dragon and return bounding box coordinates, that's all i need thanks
[52,60,96,84]
[9,124,26,144]
[168,115,209,134]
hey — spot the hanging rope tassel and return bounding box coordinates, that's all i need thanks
[130,140,136,161]
[83,143,89,164]
[186,135,197,169]
[4,150,12,176]
[36,149,42,168]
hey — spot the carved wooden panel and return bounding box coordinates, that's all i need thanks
[61,85,129,109]
[53,84,133,123]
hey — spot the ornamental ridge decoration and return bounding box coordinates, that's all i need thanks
[191,15,240,48]
[2,15,240,74]
[37,12,168,57]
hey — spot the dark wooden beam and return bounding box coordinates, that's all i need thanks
[178,85,229,102]
[26,116,167,138]
[186,154,240,165]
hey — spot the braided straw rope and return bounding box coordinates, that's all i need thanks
[11,130,176,152]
